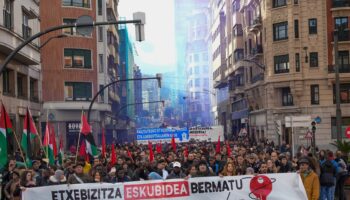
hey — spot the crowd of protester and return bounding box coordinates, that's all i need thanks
[0,136,349,200]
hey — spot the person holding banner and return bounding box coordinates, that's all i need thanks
[67,162,92,184]
[298,157,320,200]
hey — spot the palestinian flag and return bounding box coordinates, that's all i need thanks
[20,108,38,167]
[0,104,13,167]
[58,133,64,165]
[43,123,55,165]
[49,124,58,158]
[80,113,97,157]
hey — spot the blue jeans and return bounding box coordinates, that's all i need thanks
[320,186,335,200]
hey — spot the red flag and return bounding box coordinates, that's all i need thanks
[171,134,176,152]
[79,140,89,162]
[80,114,91,135]
[184,145,189,158]
[127,149,132,159]
[226,141,232,157]
[110,143,117,166]
[215,136,221,153]
[49,124,57,157]
[156,141,162,154]
[101,128,106,158]
[148,141,154,162]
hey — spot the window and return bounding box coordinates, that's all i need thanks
[273,0,286,8]
[333,83,350,103]
[22,12,31,40]
[232,24,243,37]
[195,66,200,74]
[98,0,102,15]
[64,82,92,101]
[3,0,12,29]
[295,53,300,72]
[273,22,288,41]
[194,54,199,62]
[309,19,317,34]
[234,49,244,62]
[195,79,200,87]
[62,0,90,8]
[339,51,350,72]
[30,78,38,102]
[274,54,289,73]
[309,52,318,67]
[63,19,77,35]
[64,48,92,69]
[2,68,14,95]
[294,0,298,4]
[17,73,27,98]
[335,17,348,30]
[232,0,240,13]
[294,20,299,38]
[310,85,319,105]
[99,54,104,72]
[99,84,104,102]
[98,27,103,41]
[282,87,293,106]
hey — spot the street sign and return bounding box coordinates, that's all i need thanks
[314,116,321,124]
[345,126,350,139]
[305,131,313,139]
[76,15,93,36]
[285,116,312,127]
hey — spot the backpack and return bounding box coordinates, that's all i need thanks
[320,160,336,186]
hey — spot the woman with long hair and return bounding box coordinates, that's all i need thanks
[220,162,236,176]
[20,170,36,188]
[266,159,277,173]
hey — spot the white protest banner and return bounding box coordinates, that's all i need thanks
[189,126,224,142]
[22,173,307,200]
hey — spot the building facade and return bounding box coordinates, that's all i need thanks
[326,0,350,140]
[185,0,212,127]
[0,0,41,150]
[40,0,119,149]
[210,0,346,148]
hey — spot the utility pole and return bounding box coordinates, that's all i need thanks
[334,29,342,142]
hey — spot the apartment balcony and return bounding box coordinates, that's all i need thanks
[249,16,262,33]
[332,0,350,8]
[251,73,264,84]
[250,44,263,59]
[328,64,350,73]
[213,64,228,88]
[107,0,118,22]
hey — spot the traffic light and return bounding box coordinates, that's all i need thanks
[311,121,316,132]
[274,120,282,136]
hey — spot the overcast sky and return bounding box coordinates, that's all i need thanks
[118,0,176,75]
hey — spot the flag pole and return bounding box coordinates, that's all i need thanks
[58,123,64,166]
[75,108,84,164]
[44,109,49,161]
[28,108,47,159]
[12,130,27,169]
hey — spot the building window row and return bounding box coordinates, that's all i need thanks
[273,0,287,8]
[62,0,90,8]
[274,19,318,41]
[2,68,39,102]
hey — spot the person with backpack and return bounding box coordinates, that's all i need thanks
[319,151,339,200]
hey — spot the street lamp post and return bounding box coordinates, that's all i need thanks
[0,15,145,75]
[334,29,342,142]
[87,75,162,123]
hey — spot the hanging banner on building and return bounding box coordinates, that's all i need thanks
[189,125,224,142]
[22,173,307,200]
[136,128,189,144]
